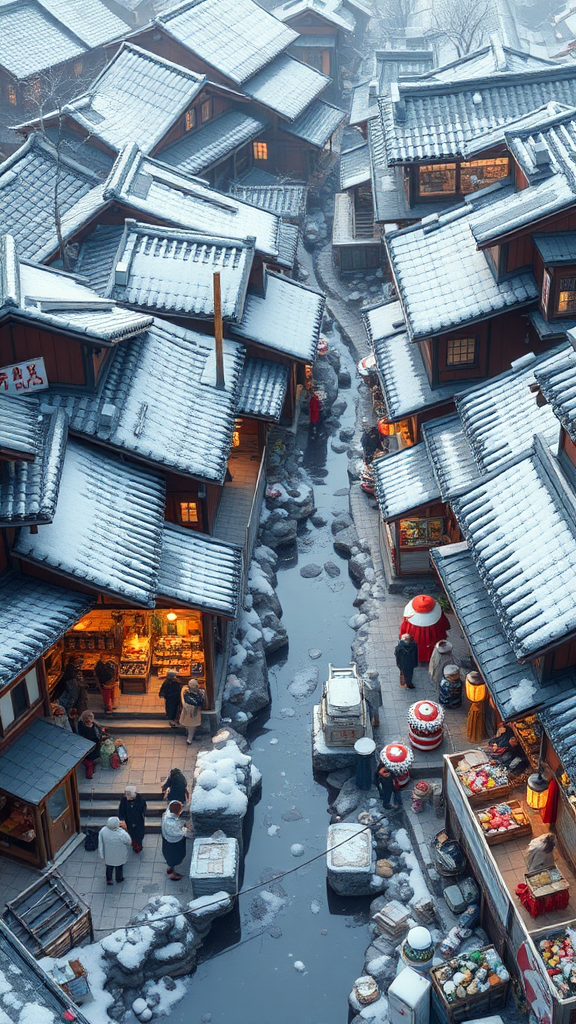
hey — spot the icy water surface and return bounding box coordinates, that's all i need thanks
[169,343,372,1023]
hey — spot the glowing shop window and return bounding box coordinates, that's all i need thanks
[253,142,268,161]
[558,276,576,314]
[185,108,196,131]
[180,502,199,523]
[418,163,456,195]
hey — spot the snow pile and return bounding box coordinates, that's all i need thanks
[288,666,319,699]
[191,740,261,837]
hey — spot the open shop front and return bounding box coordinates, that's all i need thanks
[45,605,212,713]
[442,742,576,1024]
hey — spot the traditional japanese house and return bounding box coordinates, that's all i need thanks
[130,0,346,178]
[0,0,130,159]
[271,0,372,94]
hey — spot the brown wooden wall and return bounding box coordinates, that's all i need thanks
[0,323,86,385]
[434,309,530,386]
[506,209,576,273]
[154,88,236,155]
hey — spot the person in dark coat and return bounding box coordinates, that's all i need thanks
[375,762,402,811]
[394,633,418,689]
[77,710,105,779]
[161,768,189,805]
[59,672,88,720]
[158,670,183,727]
[361,424,383,465]
[118,785,147,853]
[161,802,190,880]
[95,658,117,715]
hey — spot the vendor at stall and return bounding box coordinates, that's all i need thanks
[485,726,529,774]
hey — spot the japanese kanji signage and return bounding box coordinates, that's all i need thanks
[0,357,48,395]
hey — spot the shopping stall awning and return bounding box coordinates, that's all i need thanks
[372,443,440,521]
[158,523,243,618]
[0,572,94,691]
[0,719,94,804]
[431,543,575,721]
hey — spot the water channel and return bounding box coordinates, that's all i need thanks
[169,338,373,1023]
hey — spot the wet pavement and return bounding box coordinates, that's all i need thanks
[170,338,371,1024]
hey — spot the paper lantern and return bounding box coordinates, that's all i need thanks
[526,772,549,810]
[465,671,486,703]
[377,419,392,436]
[166,611,177,622]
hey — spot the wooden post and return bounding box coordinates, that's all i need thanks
[213,271,225,390]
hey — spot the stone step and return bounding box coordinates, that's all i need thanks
[80,799,167,818]
[80,816,162,835]
[94,716,184,735]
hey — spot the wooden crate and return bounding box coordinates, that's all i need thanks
[430,946,509,1024]
[526,868,570,898]
[475,800,532,846]
[3,871,93,957]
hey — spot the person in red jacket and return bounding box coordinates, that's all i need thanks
[308,391,321,436]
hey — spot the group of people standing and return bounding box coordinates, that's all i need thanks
[97,768,192,883]
[159,671,205,742]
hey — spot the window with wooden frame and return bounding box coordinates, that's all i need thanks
[7,84,16,105]
[180,501,199,524]
[185,107,196,131]
[446,337,477,367]
[557,273,576,315]
[253,141,268,161]
[459,157,509,194]
[418,163,456,196]
[201,99,211,122]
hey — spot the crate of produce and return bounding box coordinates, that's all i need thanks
[454,752,510,807]
[475,800,532,845]
[430,946,510,1024]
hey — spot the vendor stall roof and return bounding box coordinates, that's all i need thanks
[155,0,297,86]
[372,442,440,520]
[0,571,94,690]
[104,221,254,322]
[16,44,207,156]
[158,523,242,617]
[534,348,576,443]
[431,544,575,720]
[0,404,67,526]
[46,320,245,484]
[231,271,324,362]
[159,110,269,177]
[237,356,289,421]
[0,718,93,804]
[540,694,576,786]
[13,440,166,607]
[451,437,576,659]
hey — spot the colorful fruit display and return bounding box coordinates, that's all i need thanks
[477,802,530,837]
[538,932,576,997]
[433,947,509,1004]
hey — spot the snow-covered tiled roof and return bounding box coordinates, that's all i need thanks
[38,0,129,49]
[350,80,380,127]
[74,225,125,294]
[159,110,268,177]
[237,356,289,420]
[451,438,576,658]
[362,298,404,343]
[0,135,99,261]
[367,116,440,223]
[272,0,355,32]
[462,101,572,158]
[105,221,254,321]
[340,139,370,190]
[281,99,346,147]
[0,234,152,344]
[0,914,92,1018]
[53,44,206,154]
[243,54,328,121]
[386,203,539,341]
[155,0,297,85]
[533,232,576,264]
[470,175,576,248]
[431,544,573,720]
[540,694,576,787]
[380,63,576,164]
[277,221,299,269]
[228,181,307,220]
[158,523,242,617]
[371,328,461,420]
[422,41,556,85]
[0,392,40,458]
[13,440,166,606]
[49,320,245,483]
[421,415,477,500]
[0,0,85,78]
[372,443,440,519]
[0,717,94,804]
[0,404,67,526]
[231,271,324,362]
[534,348,576,442]
[0,571,94,689]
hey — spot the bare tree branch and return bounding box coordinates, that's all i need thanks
[432,0,494,55]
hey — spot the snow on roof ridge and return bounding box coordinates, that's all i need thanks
[0,235,20,309]
[104,142,141,200]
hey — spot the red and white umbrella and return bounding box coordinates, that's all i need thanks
[399,594,450,662]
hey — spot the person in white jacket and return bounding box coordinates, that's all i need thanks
[98,816,132,884]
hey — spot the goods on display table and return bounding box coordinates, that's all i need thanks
[154,635,203,678]
[536,929,576,998]
[455,751,509,806]
[475,800,532,845]
[516,867,570,918]
[119,635,151,693]
[511,714,541,769]
[430,945,510,1024]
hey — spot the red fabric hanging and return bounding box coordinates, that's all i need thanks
[399,613,450,662]
[541,776,559,824]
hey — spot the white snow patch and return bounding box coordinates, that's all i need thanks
[270,738,278,745]
[19,1006,55,1024]
[143,977,187,1017]
[268,825,280,836]
[40,942,114,1024]
[394,828,412,852]
[310,899,322,915]
[293,961,306,973]
[402,849,432,905]
[291,844,305,857]
[288,667,319,699]
[508,678,536,711]
[153,942,184,961]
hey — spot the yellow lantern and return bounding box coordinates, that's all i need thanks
[465,671,486,703]
[526,771,549,810]
[166,611,177,622]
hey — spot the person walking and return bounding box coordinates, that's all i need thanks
[118,785,147,853]
[375,762,402,812]
[158,670,183,728]
[161,802,190,880]
[161,768,189,806]
[394,633,418,689]
[94,657,117,716]
[77,710,105,779]
[179,680,205,744]
[98,816,131,884]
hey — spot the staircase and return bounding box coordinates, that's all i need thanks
[80,792,166,834]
